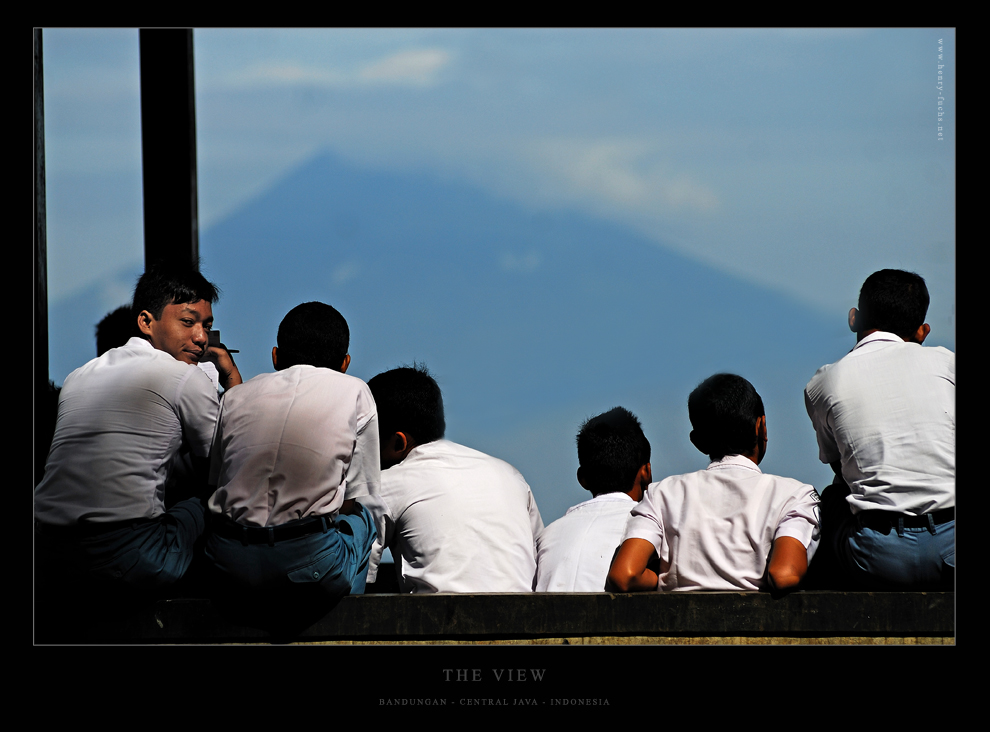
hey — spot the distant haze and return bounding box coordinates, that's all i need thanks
[52,150,850,521]
[40,29,955,523]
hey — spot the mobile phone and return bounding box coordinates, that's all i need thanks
[207,330,239,353]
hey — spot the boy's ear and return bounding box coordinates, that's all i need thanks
[755,414,768,464]
[137,310,155,337]
[272,346,279,370]
[577,467,588,490]
[756,415,767,441]
[340,354,351,373]
[629,463,652,502]
[848,307,859,333]
[382,430,416,469]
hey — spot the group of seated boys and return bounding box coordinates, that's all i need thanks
[34,265,954,620]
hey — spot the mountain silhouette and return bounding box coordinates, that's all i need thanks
[196,150,845,519]
[48,150,848,520]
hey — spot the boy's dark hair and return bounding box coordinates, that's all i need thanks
[96,304,139,356]
[367,364,445,444]
[688,373,764,461]
[132,261,220,320]
[857,269,929,340]
[276,301,350,371]
[576,407,651,496]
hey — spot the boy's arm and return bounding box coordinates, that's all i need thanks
[341,401,381,516]
[767,536,808,591]
[204,343,242,390]
[607,538,659,592]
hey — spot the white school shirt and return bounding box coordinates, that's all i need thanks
[535,492,634,592]
[804,331,955,515]
[208,365,381,528]
[35,337,219,526]
[375,439,544,593]
[622,455,821,592]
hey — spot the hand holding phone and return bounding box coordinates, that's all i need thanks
[208,330,238,353]
[204,329,242,389]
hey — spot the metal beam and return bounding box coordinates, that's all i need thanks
[35,28,51,485]
[139,29,200,270]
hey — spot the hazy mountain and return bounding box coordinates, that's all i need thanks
[195,151,845,520]
[47,151,849,521]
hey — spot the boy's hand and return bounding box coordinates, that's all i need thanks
[205,343,242,390]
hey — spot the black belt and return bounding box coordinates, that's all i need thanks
[859,507,954,530]
[211,513,337,546]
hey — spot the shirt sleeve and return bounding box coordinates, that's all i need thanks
[526,481,545,538]
[364,506,395,584]
[175,366,221,458]
[207,395,225,487]
[343,389,381,501]
[805,374,840,465]
[774,483,822,563]
[622,486,665,554]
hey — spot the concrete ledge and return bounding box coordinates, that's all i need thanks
[35,590,954,644]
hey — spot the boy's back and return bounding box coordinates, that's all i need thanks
[204,302,380,613]
[536,405,653,592]
[536,493,635,592]
[609,373,821,593]
[381,439,543,593]
[625,455,820,591]
[208,365,379,526]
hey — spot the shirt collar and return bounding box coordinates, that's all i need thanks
[565,492,635,515]
[126,336,154,351]
[852,330,905,351]
[706,454,762,474]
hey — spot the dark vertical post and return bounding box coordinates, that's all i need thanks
[35,28,52,484]
[139,29,199,270]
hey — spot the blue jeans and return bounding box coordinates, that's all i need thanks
[811,478,954,590]
[35,497,208,590]
[837,512,955,590]
[205,503,377,602]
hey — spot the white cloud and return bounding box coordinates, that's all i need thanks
[530,138,720,215]
[358,49,451,86]
[221,48,452,90]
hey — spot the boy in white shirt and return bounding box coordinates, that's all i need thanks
[205,302,380,622]
[536,407,652,592]
[609,374,820,592]
[368,365,543,593]
[804,269,954,589]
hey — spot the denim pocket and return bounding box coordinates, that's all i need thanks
[286,544,345,585]
[285,544,353,602]
[939,523,955,568]
[88,546,144,581]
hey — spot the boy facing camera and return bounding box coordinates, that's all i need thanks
[608,374,820,592]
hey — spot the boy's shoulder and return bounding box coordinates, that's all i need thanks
[652,457,814,495]
[235,364,369,394]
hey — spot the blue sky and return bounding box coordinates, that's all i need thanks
[39,28,955,523]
